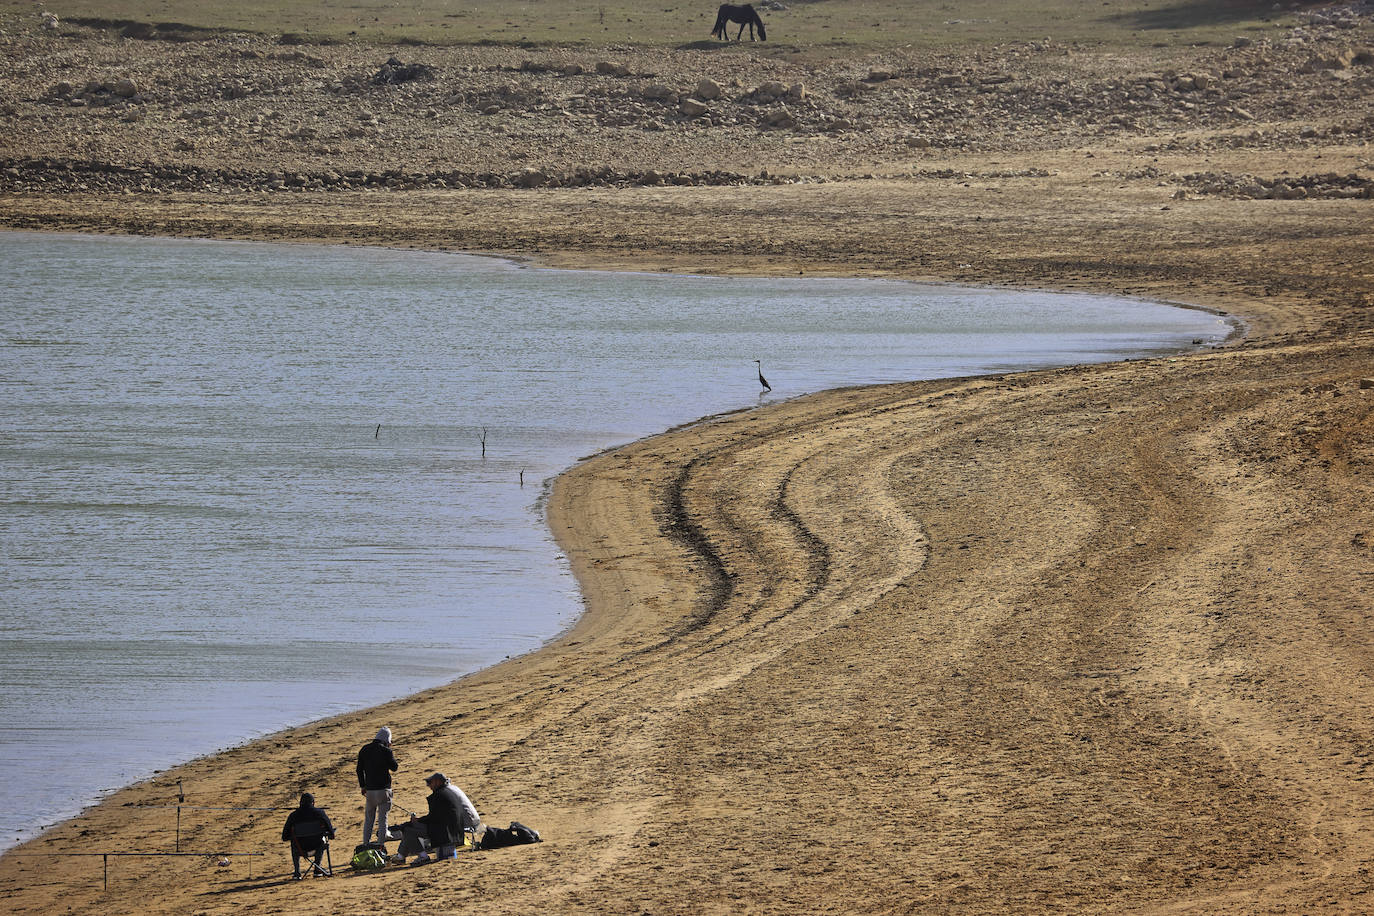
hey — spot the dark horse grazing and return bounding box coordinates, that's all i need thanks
[711,4,766,41]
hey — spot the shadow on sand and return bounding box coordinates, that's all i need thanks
[206,867,394,895]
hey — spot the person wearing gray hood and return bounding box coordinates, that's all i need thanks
[356,726,398,846]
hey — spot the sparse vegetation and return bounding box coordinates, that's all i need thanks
[1,0,1324,50]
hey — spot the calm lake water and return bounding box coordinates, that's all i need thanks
[0,231,1229,849]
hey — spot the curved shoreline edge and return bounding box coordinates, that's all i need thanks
[4,275,1373,915]
[0,230,1229,859]
[3,175,1372,916]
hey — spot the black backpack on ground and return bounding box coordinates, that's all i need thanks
[479,821,541,850]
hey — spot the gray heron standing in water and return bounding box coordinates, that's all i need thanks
[754,359,772,393]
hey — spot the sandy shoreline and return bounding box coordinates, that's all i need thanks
[7,230,1208,859]
[3,12,1374,913]
[2,221,1370,914]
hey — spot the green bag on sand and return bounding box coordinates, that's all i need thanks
[350,844,388,870]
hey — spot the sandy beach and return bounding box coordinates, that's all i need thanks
[2,4,1373,913]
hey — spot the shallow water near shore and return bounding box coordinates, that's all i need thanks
[0,230,1228,849]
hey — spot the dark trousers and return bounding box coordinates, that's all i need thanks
[291,840,324,875]
[390,821,430,858]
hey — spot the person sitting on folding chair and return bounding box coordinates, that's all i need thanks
[282,792,336,880]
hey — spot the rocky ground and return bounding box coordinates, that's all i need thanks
[2,9,1372,194]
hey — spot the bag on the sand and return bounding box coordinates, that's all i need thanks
[478,821,541,850]
[350,842,388,870]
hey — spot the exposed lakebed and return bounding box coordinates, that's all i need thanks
[0,230,1229,848]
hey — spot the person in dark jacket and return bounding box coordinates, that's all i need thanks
[356,726,398,845]
[282,792,335,879]
[409,771,480,863]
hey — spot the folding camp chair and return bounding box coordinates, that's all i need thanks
[289,820,333,878]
